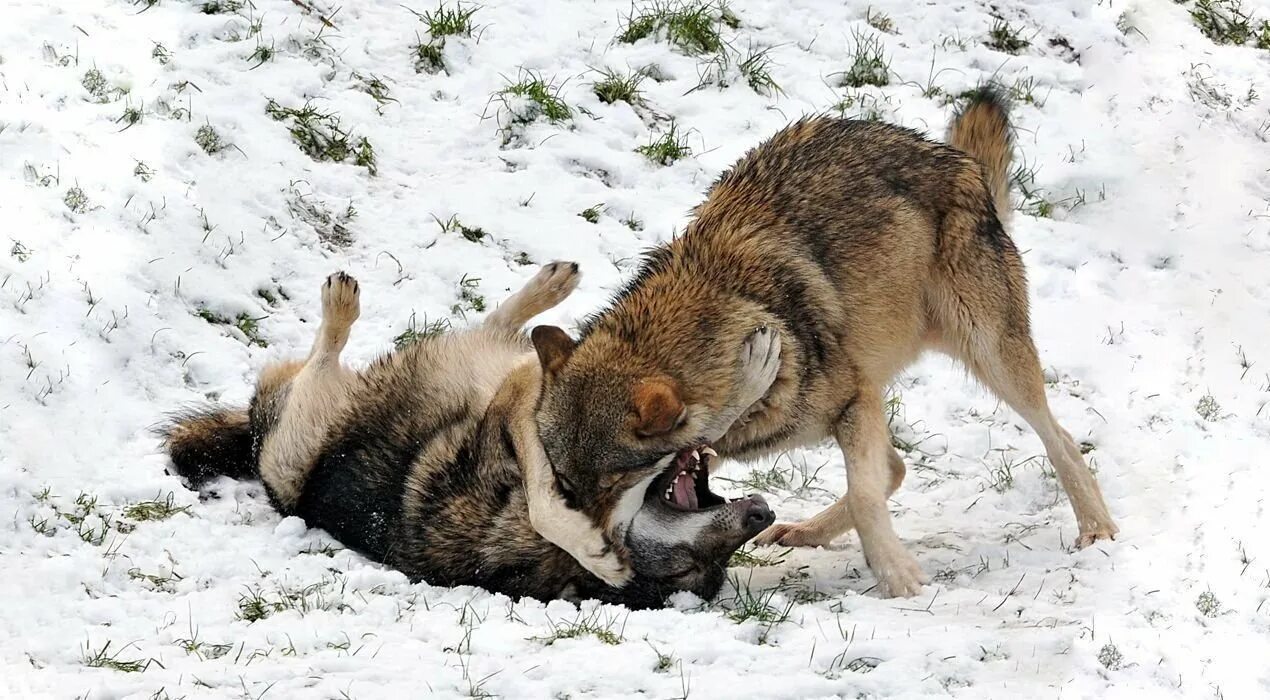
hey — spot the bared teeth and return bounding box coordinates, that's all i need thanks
[691,449,700,462]
[700,446,718,458]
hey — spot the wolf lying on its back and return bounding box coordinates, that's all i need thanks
[162,264,776,608]
[524,88,1119,598]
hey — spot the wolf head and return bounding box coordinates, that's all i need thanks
[531,325,771,599]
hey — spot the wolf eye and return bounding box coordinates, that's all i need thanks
[666,563,698,580]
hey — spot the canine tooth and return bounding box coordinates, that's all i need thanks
[691,449,700,461]
[701,446,718,457]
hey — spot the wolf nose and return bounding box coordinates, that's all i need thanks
[743,496,775,533]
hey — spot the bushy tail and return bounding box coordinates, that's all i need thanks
[158,406,256,485]
[947,84,1013,223]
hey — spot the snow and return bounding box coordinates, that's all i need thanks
[3,0,1270,697]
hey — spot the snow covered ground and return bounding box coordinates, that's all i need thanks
[3,0,1270,697]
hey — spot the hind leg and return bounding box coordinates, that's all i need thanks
[484,261,580,332]
[931,246,1118,547]
[957,326,1118,546]
[257,272,361,511]
[755,445,906,547]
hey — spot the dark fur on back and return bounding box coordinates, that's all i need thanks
[161,339,682,609]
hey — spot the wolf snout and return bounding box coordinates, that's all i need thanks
[738,495,775,535]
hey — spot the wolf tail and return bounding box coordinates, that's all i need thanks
[158,406,256,485]
[947,84,1013,222]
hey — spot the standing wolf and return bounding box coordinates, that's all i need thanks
[525,88,1119,598]
[161,263,777,608]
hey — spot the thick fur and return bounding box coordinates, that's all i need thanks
[529,89,1119,597]
[161,264,767,607]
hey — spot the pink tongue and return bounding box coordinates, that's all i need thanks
[673,472,698,509]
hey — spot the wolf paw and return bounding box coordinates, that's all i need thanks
[1075,522,1119,549]
[736,325,781,409]
[527,261,581,310]
[580,550,632,588]
[754,521,837,548]
[865,543,929,598]
[322,271,361,327]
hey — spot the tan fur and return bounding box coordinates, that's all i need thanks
[257,274,361,510]
[529,93,1118,597]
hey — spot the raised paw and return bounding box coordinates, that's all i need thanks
[736,325,782,409]
[527,261,581,310]
[322,271,361,327]
[754,521,837,548]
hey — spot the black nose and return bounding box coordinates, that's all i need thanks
[743,497,775,533]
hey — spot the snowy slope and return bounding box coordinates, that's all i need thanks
[3,0,1270,697]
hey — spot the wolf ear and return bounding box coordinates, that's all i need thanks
[531,325,576,375]
[632,378,686,437]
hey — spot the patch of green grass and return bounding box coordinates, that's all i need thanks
[407,2,480,73]
[233,313,268,347]
[865,7,896,34]
[832,89,891,121]
[1009,75,1047,107]
[175,634,233,661]
[64,186,90,214]
[82,68,109,100]
[592,67,647,106]
[411,36,446,73]
[530,609,625,646]
[247,40,275,68]
[1097,642,1123,670]
[265,99,377,175]
[286,183,356,248]
[409,1,480,38]
[618,0,724,55]
[433,214,487,242]
[1189,0,1255,44]
[82,641,158,673]
[195,307,268,347]
[494,70,572,135]
[621,213,644,231]
[1196,590,1221,617]
[195,123,225,155]
[737,45,781,95]
[985,17,1031,54]
[635,120,692,165]
[839,29,889,88]
[394,313,451,349]
[729,546,789,568]
[1196,393,1222,421]
[1257,19,1270,49]
[716,573,794,643]
[200,0,243,14]
[28,491,133,544]
[151,42,172,64]
[648,641,678,671]
[122,493,190,522]
[579,204,604,223]
[451,275,486,317]
[117,103,143,130]
[236,579,348,622]
[355,72,398,110]
[127,566,184,593]
[11,240,33,262]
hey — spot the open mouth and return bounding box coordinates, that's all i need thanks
[656,446,729,511]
